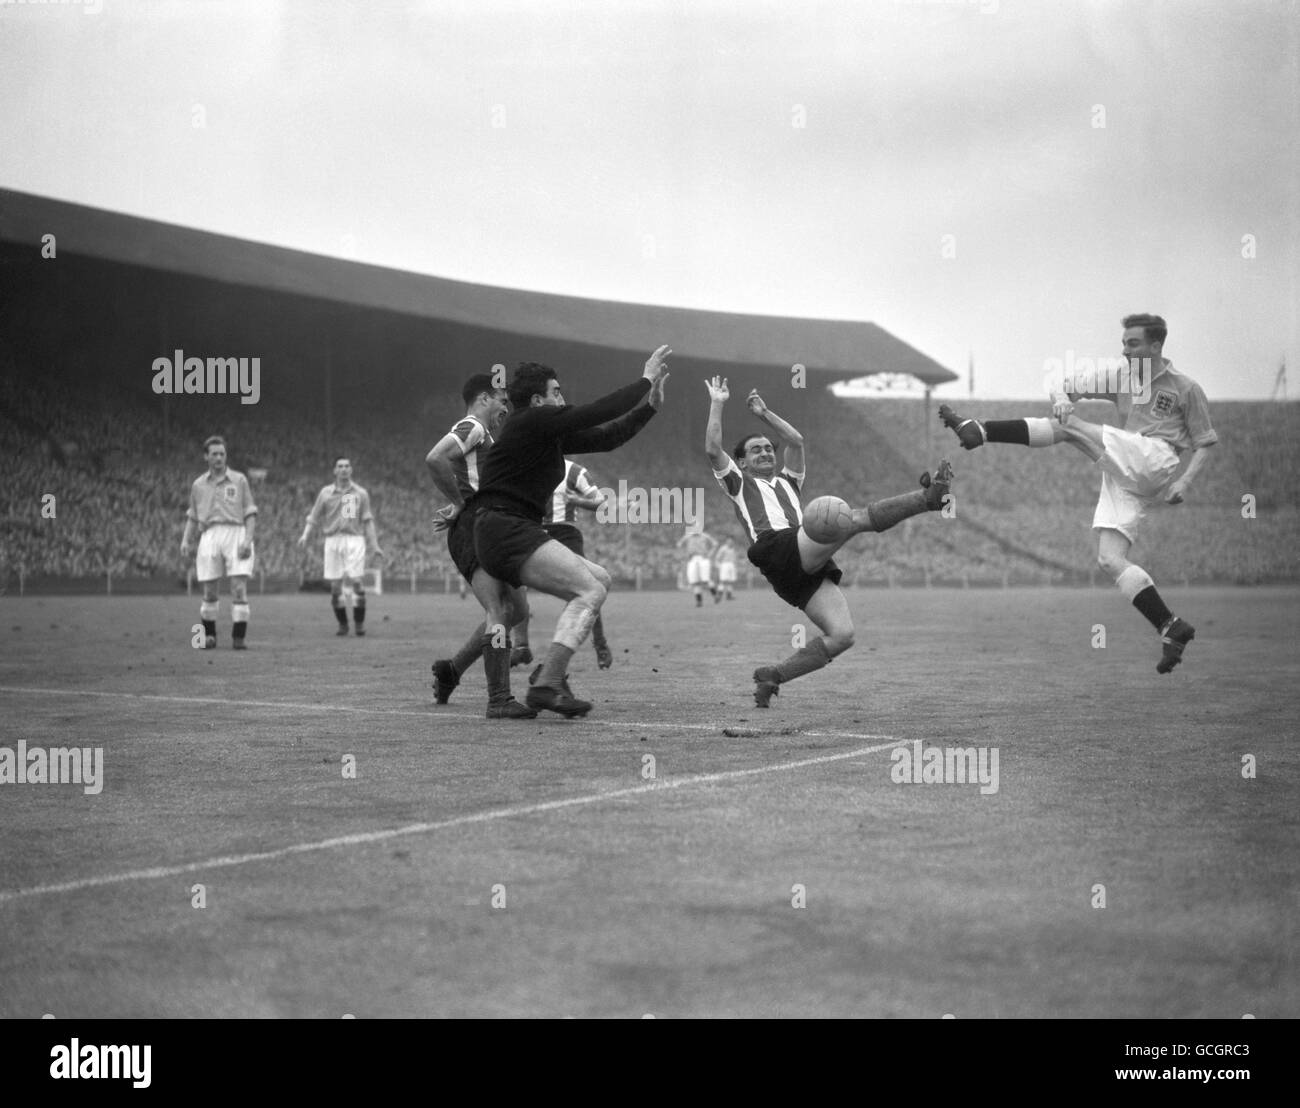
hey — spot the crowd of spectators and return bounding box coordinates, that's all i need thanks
[4,359,1297,589]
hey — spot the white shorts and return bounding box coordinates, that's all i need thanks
[717,562,737,583]
[686,555,713,585]
[324,534,367,580]
[196,524,254,582]
[1091,426,1180,543]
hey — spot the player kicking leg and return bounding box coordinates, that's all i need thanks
[937,314,1216,673]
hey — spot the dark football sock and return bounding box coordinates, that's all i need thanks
[537,642,575,689]
[353,600,365,629]
[451,622,487,677]
[481,640,513,705]
[984,419,1031,445]
[865,489,929,532]
[1133,585,1174,632]
[202,619,217,638]
[772,638,833,683]
[332,599,348,628]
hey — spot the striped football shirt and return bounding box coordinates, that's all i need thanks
[713,457,804,543]
[442,415,494,500]
[543,461,598,525]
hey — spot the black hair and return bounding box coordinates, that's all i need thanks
[508,363,558,409]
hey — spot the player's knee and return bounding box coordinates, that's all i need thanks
[825,628,854,656]
[232,585,248,603]
[331,580,343,597]
[583,578,607,608]
[1097,551,1128,579]
[202,586,218,603]
[352,583,365,599]
[590,564,611,592]
[507,596,528,626]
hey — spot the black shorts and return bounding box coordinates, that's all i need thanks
[543,522,585,557]
[474,507,552,588]
[447,504,481,582]
[748,527,842,611]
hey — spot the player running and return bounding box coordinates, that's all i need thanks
[715,537,738,600]
[676,526,718,605]
[704,377,952,707]
[510,458,614,671]
[426,373,533,717]
[938,313,1216,673]
[180,435,257,650]
[469,347,670,718]
[298,458,383,636]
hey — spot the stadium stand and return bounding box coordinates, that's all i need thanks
[4,339,1296,591]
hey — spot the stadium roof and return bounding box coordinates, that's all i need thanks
[0,188,956,387]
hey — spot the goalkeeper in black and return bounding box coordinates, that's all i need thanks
[470,346,671,718]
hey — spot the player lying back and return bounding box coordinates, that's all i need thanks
[705,376,952,707]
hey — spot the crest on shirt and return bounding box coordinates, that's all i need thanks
[1152,389,1177,417]
[223,484,237,500]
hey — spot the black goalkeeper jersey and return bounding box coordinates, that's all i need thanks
[472,378,655,521]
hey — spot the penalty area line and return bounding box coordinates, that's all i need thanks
[0,739,903,904]
[0,685,893,739]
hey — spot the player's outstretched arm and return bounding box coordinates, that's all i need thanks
[554,346,671,447]
[564,369,671,455]
[747,389,805,474]
[704,376,729,471]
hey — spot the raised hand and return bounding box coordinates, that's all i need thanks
[705,375,729,403]
[746,389,767,417]
[649,371,670,410]
[644,344,672,382]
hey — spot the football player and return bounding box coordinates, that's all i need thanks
[939,313,1216,673]
[705,378,952,706]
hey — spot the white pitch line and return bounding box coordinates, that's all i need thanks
[0,739,903,904]
[0,685,893,740]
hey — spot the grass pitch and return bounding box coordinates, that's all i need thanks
[0,586,1295,1018]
